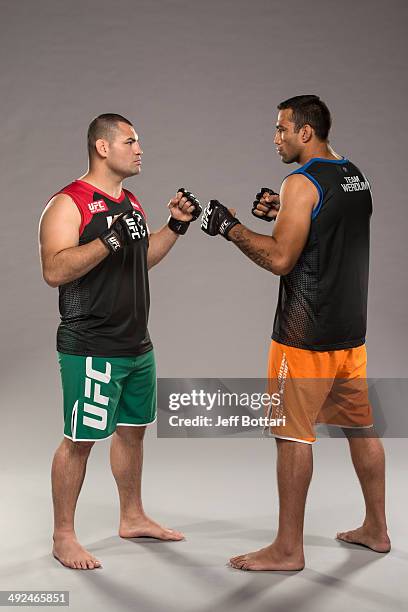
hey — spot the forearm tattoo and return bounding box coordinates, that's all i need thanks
[231,225,275,272]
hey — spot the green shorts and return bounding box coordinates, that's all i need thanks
[57,349,157,441]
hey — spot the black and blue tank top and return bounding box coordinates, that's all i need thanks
[272,157,372,351]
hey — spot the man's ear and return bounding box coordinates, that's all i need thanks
[95,138,109,158]
[301,124,313,143]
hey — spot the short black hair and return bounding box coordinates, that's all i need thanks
[277,95,331,141]
[87,113,133,158]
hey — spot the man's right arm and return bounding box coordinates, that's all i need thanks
[39,193,109,288]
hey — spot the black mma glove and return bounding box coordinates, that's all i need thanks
[252,187,278,222]
[200,200,241,240]
[167,187,202,235]
[99,210,144,253]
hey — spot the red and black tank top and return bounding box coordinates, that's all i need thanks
[48,179,152,357]
[272,157,372,351]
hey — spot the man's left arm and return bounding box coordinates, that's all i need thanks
[213,174,318,275]
[147,189,201,269]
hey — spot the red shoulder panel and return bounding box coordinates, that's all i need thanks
[46,180,95,236]
[60,181,95,235]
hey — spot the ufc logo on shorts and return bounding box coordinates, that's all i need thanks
[83,358,112,430]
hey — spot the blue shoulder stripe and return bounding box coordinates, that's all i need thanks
[285,157,347,220]
[289,169,323,220]
[299,156,348,172]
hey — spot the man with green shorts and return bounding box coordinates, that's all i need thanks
[39,113,201,570]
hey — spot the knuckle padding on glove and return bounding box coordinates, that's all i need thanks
[178,187,202,221]
[100,210,141,252]
[252,186,278,222]
[201,200,240,240]
[167,186,203,234]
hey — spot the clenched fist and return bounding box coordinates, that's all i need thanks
[167,187,202,235]
[252,187,280,222]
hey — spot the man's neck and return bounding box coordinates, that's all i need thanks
[298,144,341,166]
[79,170,124,200]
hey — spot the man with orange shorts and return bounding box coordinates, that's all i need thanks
[201,95,390,570]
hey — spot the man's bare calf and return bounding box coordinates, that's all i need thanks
[336,430,391,553]
[110,426,184,541]
[230,438,311,571]
[52,438,102,570]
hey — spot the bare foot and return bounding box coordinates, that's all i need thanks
[119,515,184,541]
[336,525,391,553]
[53,534,102,569]
[229,543,304,571]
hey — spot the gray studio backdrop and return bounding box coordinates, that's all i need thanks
[1,0,407,459]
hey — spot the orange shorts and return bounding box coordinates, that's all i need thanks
[266,340,373,444]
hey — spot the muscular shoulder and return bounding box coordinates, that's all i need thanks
[41,192,81,226]
[281,173,318,200]
[39,193,82,251]
[279,173,319,214]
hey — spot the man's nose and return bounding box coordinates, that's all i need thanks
[274,131,280,145]
[135,144,143,156]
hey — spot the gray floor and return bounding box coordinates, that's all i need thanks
[1,432,406,612]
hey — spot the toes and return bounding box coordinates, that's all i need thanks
[230,556,248,569]
[164,529,184,540]
[85,553,102,569]
[236,560,249,570]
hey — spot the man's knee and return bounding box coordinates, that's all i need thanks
[62,438,95,455]
[114,426,146,443]
[275,437,312,449]
[343,425,376,440]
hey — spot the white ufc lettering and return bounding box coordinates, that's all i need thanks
[125,217,140,239]
[88,200,107,213]
[201,203,212,229]
[86,357,111,383]
[83,403,108,430]
[83,358,112,431]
